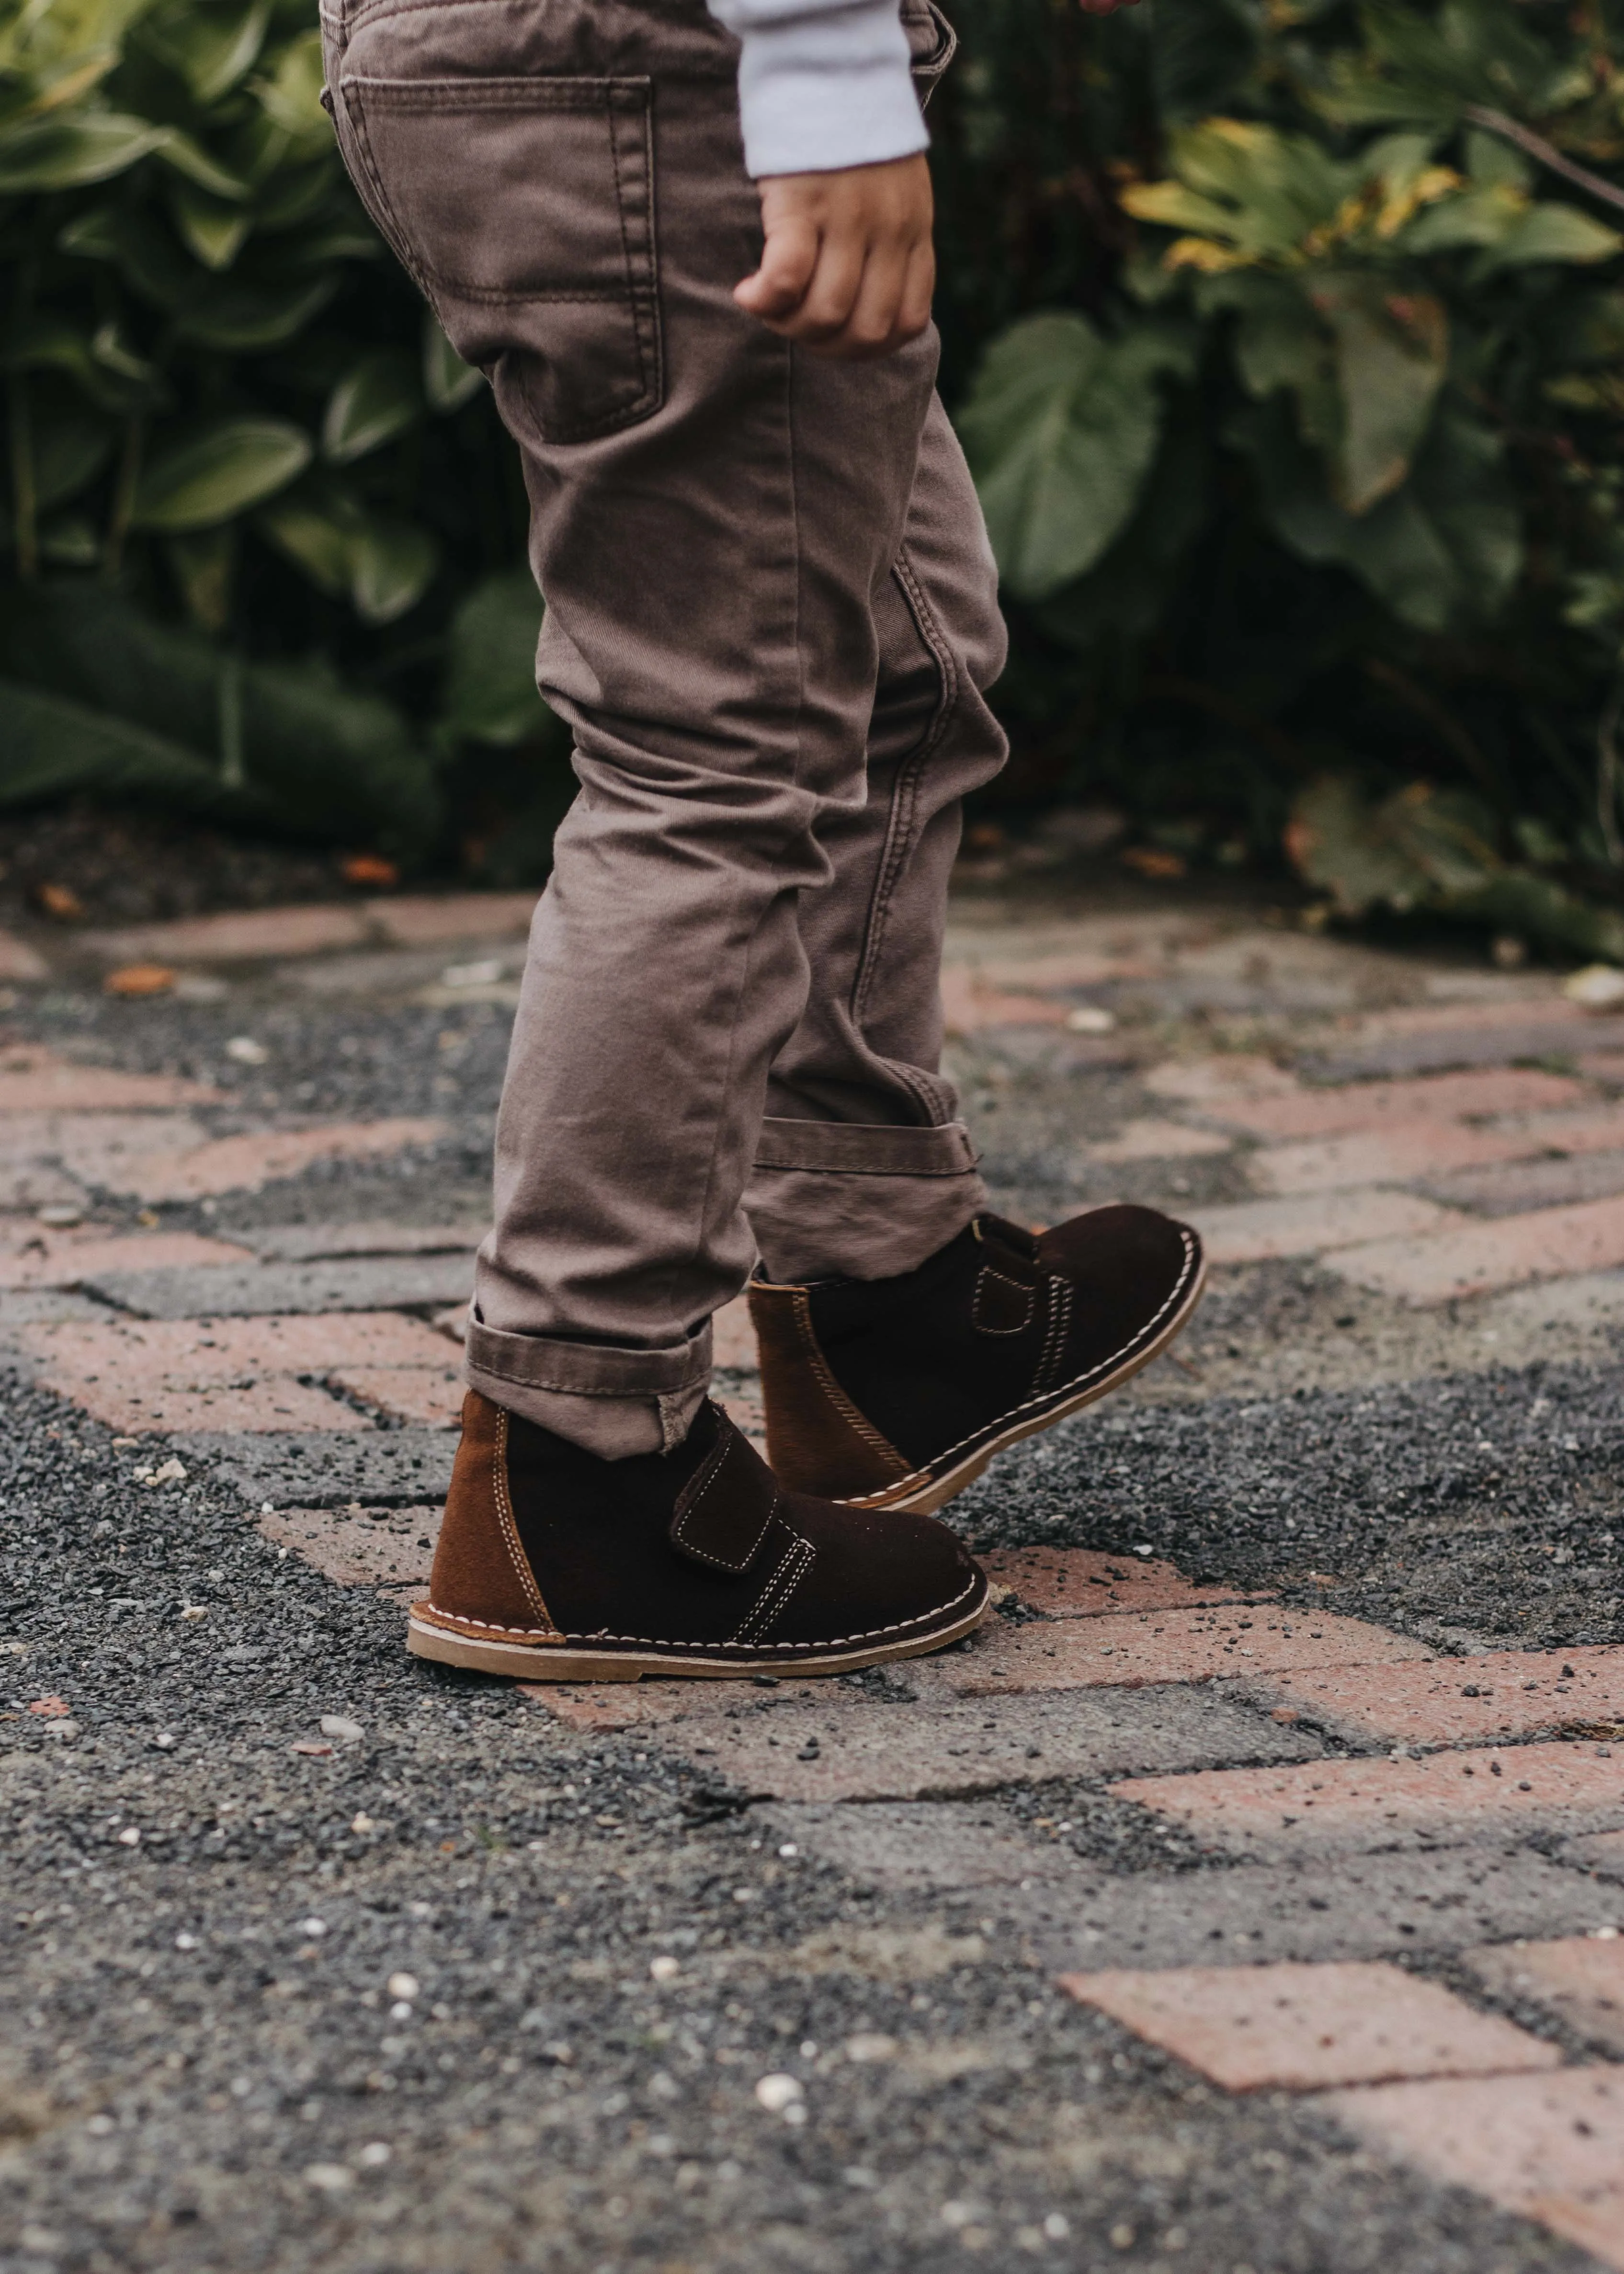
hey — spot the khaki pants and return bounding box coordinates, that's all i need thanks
[323,0,1008,1455]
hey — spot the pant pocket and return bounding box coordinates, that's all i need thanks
[335,74,662,445]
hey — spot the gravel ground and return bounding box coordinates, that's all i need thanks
[1,950,1619,2274]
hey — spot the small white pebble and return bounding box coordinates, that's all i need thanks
[154,1733,175,1749]
[1065,1005,1116,1033]
[116,1827,140,1847]
[357,2142,391,2169]
[303,2163,352,2193]
[350,1813,375,1835]
[649,1955,680,1982]
[175,1932,198,1951]
[754,2074,803,2114]
[389,2002,413,2023]
[386,1972,420,2001]
[226,1036,269,1064]
[179,1604,207,1622]
[1044,2214,1071,2241]
[844,2033,897,2063]
[777,1843,798,1859]
[320,1714,364,1744]
[299,1917,327,1938]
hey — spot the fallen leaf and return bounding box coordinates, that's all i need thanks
[34,882,84,921]
[104,964,176,998]
[341,854,399,888]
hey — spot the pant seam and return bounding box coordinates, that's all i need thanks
[848,543,962,1127]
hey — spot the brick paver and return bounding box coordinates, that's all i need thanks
[918,1605,1427,1696]
[1249,1648,1624,1747]
[0,1225,254,1290]
[1322,2069,1624,2272]
[81,906,371,965]
[0,1110,205,1191]
[365,891,538,947]
[1113,1741,1624,1852]
[126,1118,446,1201]
[1192,1190,1461,1265]
[88,1252,475,1320]
[329,1364,465,1428]
[1333,1193,1624,1304]
[1020,1847,1624,1971]
[1204,1068,1587,1143]
[22,1312,449,1435]
[941,966,1073,1035]
[257,1504,439,1592]
[1465,1935,1624,2053]
[1311,1015,1624,1082]
[244,1221,485,1263]
[1057,1960,1558,2091]
[645,1686,1319,1803]
[1571,1829,1624,1881]
[1088,1118,1234,1163]
[0,1053,220,1110]
[1247,1121,1533,1197]
[1143,1054,1302,1105]
[979,1546,1266,1617]
[1424,1147,1624,1217]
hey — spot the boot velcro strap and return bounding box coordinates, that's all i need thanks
[670,1411,780,1574]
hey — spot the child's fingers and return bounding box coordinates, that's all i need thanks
[770,233,867,342]
[734,214,821,318]
[822,240,911,356]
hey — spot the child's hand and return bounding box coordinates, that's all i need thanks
[734,154,935,360]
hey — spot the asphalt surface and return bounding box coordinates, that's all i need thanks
[2,922,1619,2274]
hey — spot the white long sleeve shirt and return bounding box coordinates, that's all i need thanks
[704,0,928,179]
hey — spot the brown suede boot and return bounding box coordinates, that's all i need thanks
[409,1393,988,1680]
[749,1206,1204,1515]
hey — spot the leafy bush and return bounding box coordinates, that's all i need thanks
[0,0,562,864]
[9,0,1624,957]
[934,0,1624,956]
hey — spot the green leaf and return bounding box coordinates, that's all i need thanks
[132,416,311,532]
[440,570,549,745]
[0,586,441,858]
[0,111,163,191]
[959,312,1184,602]
[148,0,273,104]
[252,29,327,141]
[0,675,262,821]
[423,316,484,413]
[1310,277,1447,513]
[256,490,352,596]
[322,349,421,465]
[257,484,436,621]
[169,179,253,271]
[150,126,249,201]
[175,274,336,350]
[349,516,436,624]
[1479,201,1624,271]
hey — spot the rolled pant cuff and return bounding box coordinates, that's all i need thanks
[463,1314,711,1459]
[747,1116,987,1283]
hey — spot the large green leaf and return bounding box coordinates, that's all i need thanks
[423,316,484,413]
[175,274,335,349]
[147,0,273,104]
[1311,276,1448,512]
[257,482,436,621]
[1479,202,1624,270]
[959,312,1191,601]
[0,111,162,190]
[349,516,436,624]
[168,178,253,270]
[132,416,311,531]
[322,349,421,464]
[0,675,273,821]
[0,586,441,857]
[440,571,550,746]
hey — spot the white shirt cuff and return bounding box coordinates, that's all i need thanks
[714,0,929,178]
